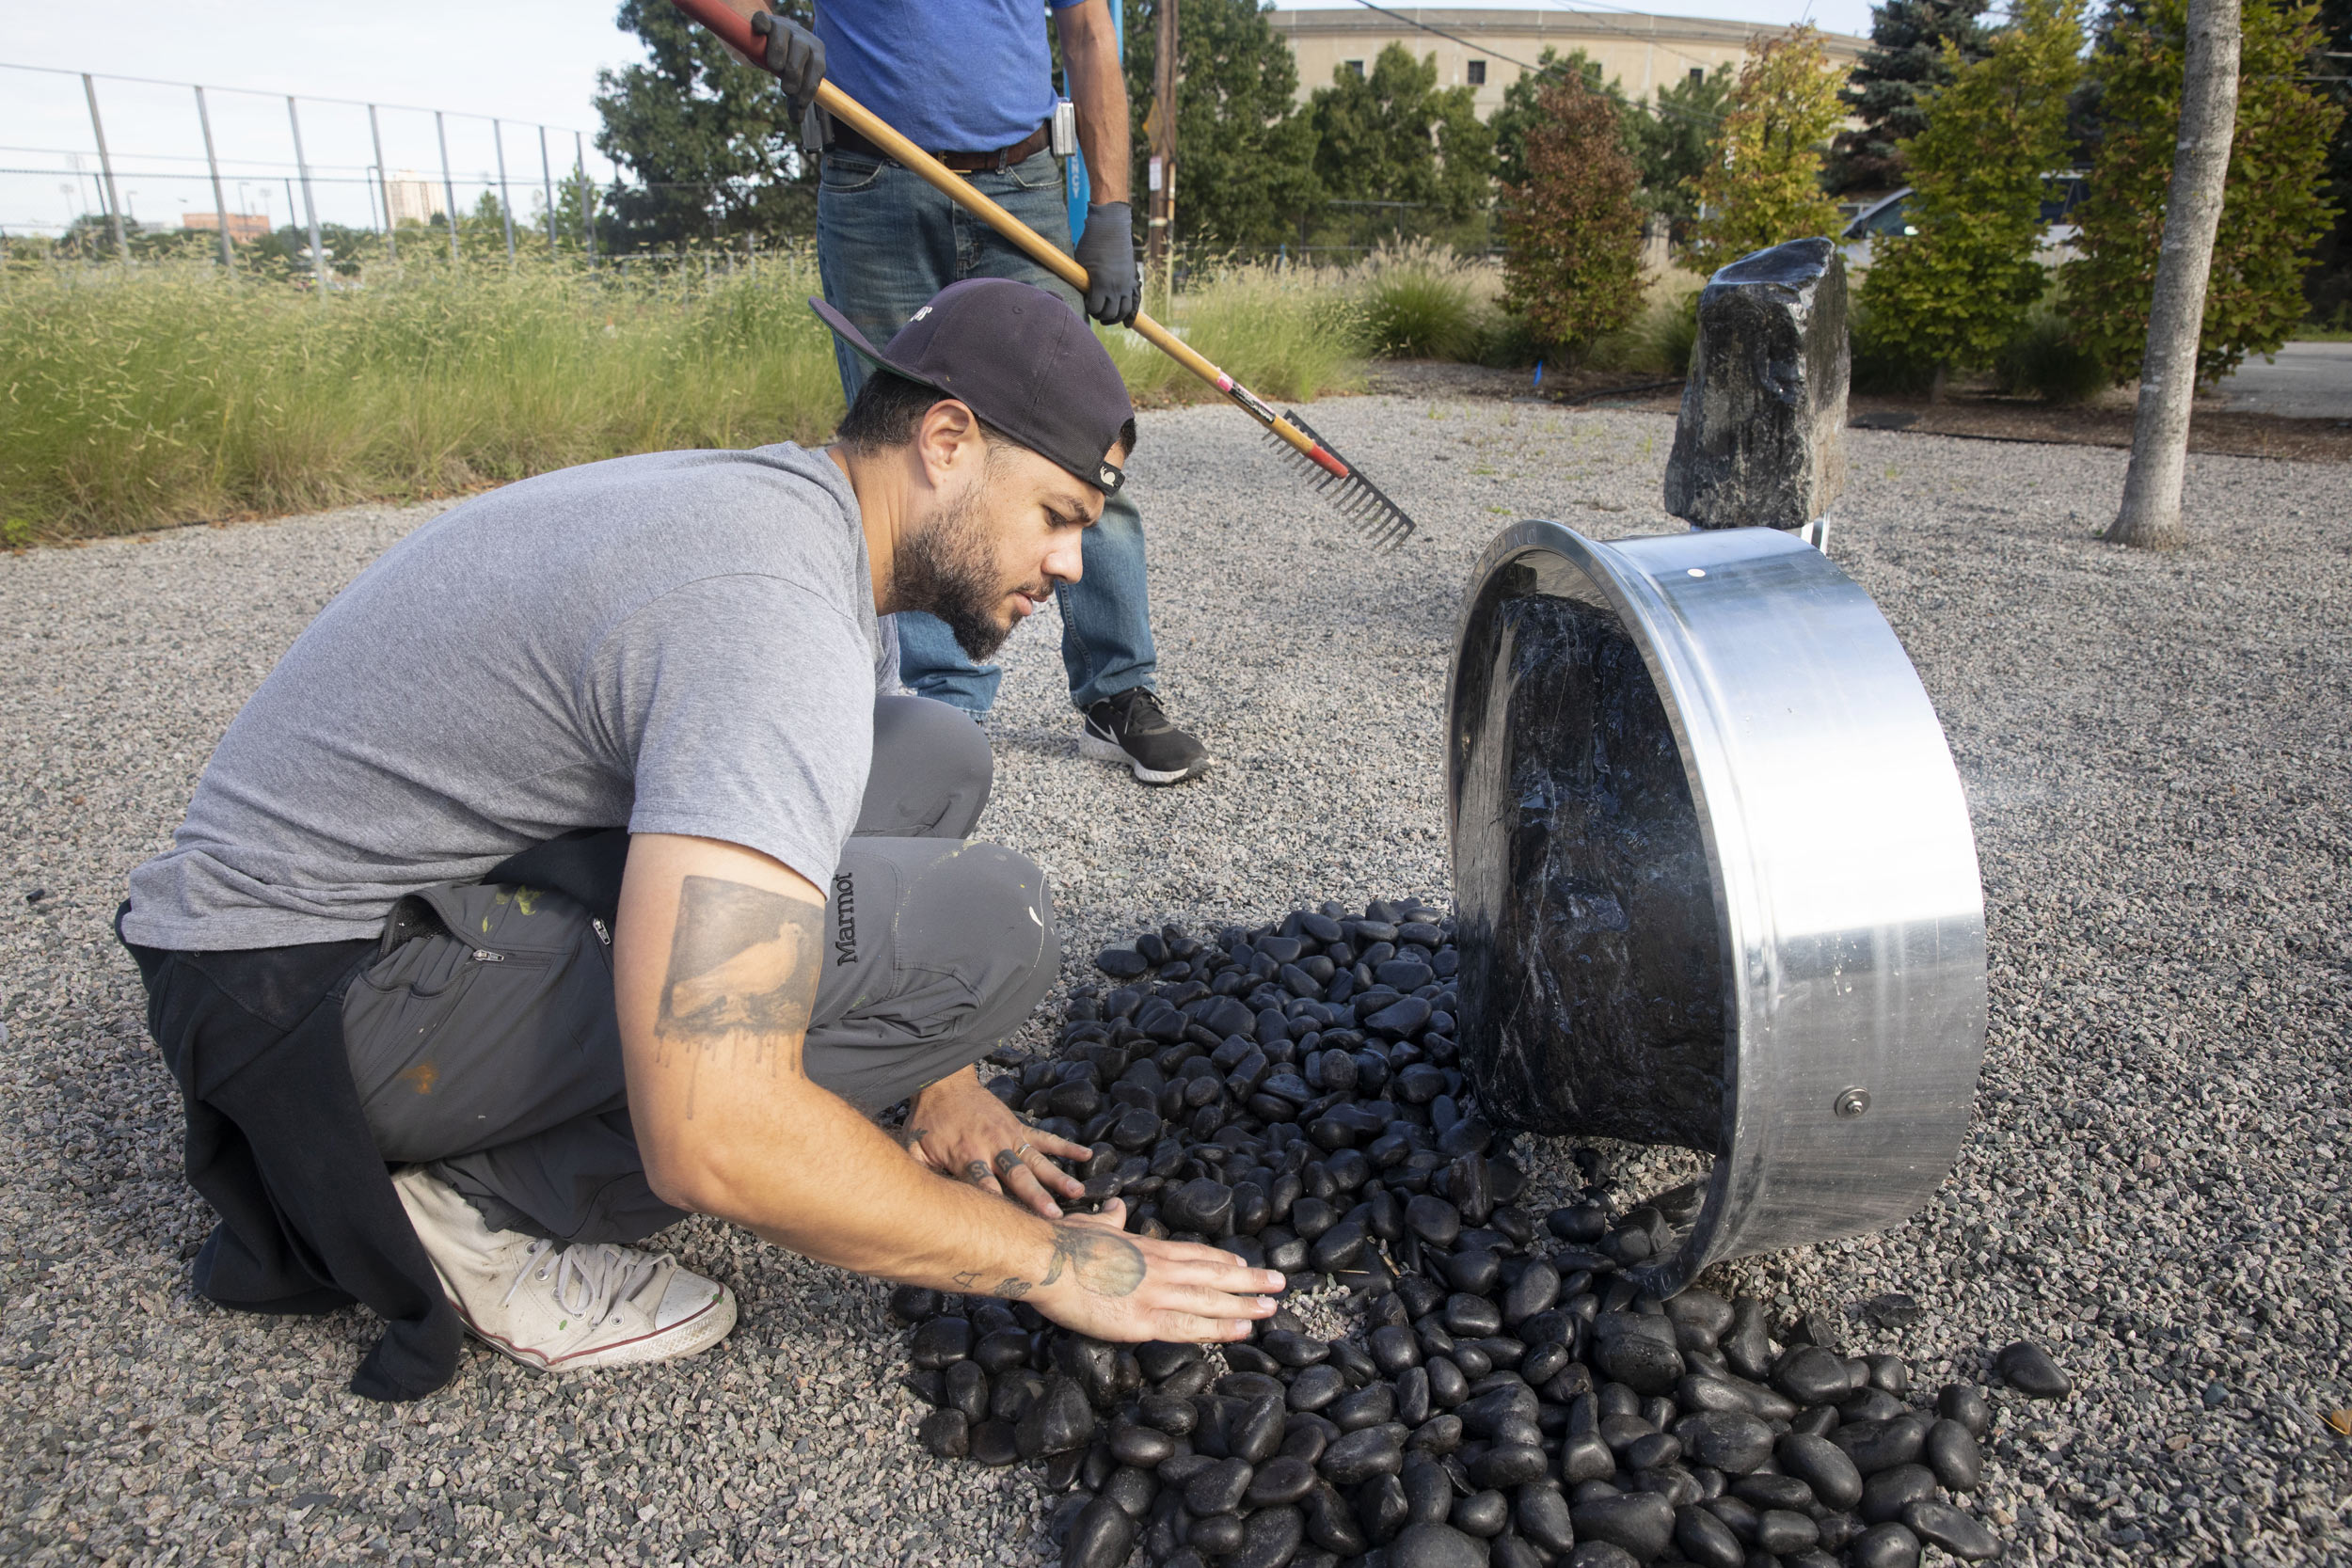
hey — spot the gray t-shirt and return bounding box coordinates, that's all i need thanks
[123,443,898,951]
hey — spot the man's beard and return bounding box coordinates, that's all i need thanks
[892,478,1024,662]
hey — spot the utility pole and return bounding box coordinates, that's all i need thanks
[194,86,233,269]
[369,104,397,261]
[1147,0,1178,305]
[81,74,129,262]
[2106,0,2242,548]
[287,97,330,294]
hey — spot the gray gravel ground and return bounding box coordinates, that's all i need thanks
[2,395,2347,1567]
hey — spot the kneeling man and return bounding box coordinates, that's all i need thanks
[119,279,1280,1399]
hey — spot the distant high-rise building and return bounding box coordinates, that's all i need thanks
[385,170,446,227]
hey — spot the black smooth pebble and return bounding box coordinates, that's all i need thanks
[1060,1497,1136,1568]
[1849,1522,1924,1568]
[1859,1463,1938,1525]
[1388,1521,1487,1568]
[1994,1339,2071,1399]
[1926,1418,1983,1490]
[1938,1382,1993,1437]
[918,1408,969,1458]
[1776,1432,1864,1510]
[1571,1491,1677,1560]
[1902,1499,2003,1560]
[1674,1501,1745,1568]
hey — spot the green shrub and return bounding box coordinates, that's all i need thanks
[1994,307,2107,402]
[1353,245,1485,360]
[1848,297,1940,395]
[1583,282,1701,374]
[1096,261,1364,403]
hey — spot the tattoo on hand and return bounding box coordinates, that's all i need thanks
[1037,1224,1145,1299]
[993,1148,1025,1175]
[893,1126,930,1149]
[655,877,822,1064]
[963,1161,993,1186]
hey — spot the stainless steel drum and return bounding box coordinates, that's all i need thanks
[1446,521,1986,1297]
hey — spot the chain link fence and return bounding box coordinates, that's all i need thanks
[1,60,628,279]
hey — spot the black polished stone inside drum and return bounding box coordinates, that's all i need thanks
[1451,567,1724,1154]
[1446,521,1988,1297]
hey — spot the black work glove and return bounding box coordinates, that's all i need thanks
[1073,201,1140,326]
[749,8,825,111]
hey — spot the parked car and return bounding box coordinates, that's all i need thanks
[1838,173,2091,269]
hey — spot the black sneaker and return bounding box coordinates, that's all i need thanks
[1080,688,1211,785]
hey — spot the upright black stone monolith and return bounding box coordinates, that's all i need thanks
[1663,238,1849,535]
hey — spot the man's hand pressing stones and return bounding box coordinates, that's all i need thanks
[1019,1199,1285,1344]
[905,1065,1089,1217]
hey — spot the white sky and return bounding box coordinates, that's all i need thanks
[0,0,1867,236]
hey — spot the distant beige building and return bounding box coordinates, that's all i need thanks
[1268,8,1867,114]
[385,170,447,228]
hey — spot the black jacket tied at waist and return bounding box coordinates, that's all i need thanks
[118,905,462,1402]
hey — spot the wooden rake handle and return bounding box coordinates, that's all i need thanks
[664,0,1346,477]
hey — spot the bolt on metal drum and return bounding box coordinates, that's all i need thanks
[1445,520,1987,1298]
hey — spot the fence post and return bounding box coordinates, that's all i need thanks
[574,132,596,264]
[537,125,559,254]
[286,97,330,293]
[369,103,398,261]
[193,86,234,270]
[492,119,517,261]
[436,111,461,262]
[81,74,130,262]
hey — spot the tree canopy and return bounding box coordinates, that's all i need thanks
[1501,76,1646,357]
[1307,43,1495,227]
[1827,0,1995,193]
[593,0,814,248]
[2064,0,2344,383]
[1860,0,2087,384]
[1120,0,1321,248]
[1690,26,1848,274]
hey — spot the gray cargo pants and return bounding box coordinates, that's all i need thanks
[341,695,1057,1244]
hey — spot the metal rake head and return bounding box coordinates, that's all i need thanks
[1268,412,1417,551]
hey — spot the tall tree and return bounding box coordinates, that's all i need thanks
[2297,0,2350,321]
[593,0,815,250]
[1120,0,1322,248]
[1307,43,1495,226]
[1859,0,2086,393]
[1491,48,1625,188]
[2063,0,2343,387]
[1501,77,1647,358]
[2108,0,2241,547]
[1629,63,1737,232]
[1826,0,1995,193]
[1690,27,1848,274]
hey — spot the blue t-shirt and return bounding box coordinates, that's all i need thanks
[818,0,1084,154]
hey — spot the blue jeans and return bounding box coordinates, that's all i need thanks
[817,148,1156,717]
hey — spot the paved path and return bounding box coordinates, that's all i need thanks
[3,402,2348,1566]
[2214,341,2352,419]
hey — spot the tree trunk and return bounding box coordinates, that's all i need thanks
[2106,0,2241,548]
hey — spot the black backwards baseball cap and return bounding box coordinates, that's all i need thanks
[810,278,1135,495]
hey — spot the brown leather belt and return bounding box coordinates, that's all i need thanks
[827,119,1052,174]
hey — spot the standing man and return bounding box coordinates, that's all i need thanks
[743,0,1213,786]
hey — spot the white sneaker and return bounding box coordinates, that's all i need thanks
[392,1166,738,1372]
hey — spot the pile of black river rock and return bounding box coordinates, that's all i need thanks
[886,901,2059,1568]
